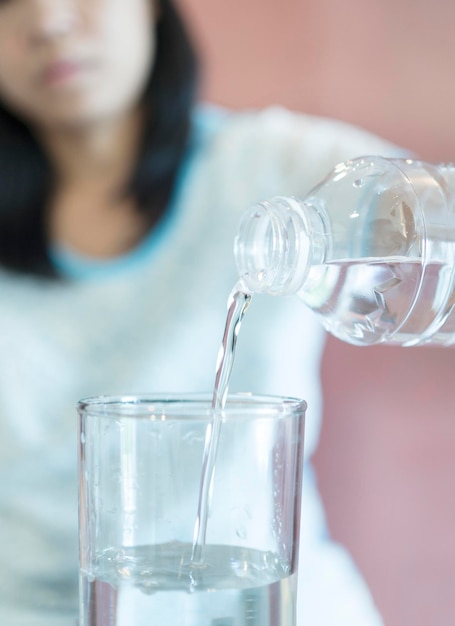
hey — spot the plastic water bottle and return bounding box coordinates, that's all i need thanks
[234,156,455,347]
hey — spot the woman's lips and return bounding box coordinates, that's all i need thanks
[41,60,86,87]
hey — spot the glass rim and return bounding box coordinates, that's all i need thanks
[77,392,307,420]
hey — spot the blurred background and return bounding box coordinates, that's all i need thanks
[178,1,455,625]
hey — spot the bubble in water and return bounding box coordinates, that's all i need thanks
[353,178,365,188]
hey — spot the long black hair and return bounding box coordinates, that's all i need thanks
[0,0,199,278]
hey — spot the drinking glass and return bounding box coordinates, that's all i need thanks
[78,393,306,626]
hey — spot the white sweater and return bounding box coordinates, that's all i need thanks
[0,107,400,624]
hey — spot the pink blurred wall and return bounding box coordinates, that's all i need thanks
[180,0,455,161]
[179,2,455,625]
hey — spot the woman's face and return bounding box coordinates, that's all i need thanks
[0,0,156,130]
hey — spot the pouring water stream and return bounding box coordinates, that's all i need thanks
[190,280,252,563]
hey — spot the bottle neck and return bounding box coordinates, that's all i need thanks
[234,196,328,295]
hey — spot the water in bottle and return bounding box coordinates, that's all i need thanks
[234,156,455,347]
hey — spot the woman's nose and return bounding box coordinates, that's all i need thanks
[27,0,80,42]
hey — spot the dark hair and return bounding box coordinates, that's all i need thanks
[0,0,199,277]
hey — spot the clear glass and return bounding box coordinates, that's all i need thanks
[235,157,455,347]
[78,393,306,626]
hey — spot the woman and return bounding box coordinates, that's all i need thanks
[0,1,400,623]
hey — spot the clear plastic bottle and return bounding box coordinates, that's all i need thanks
[234,156,455,347]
